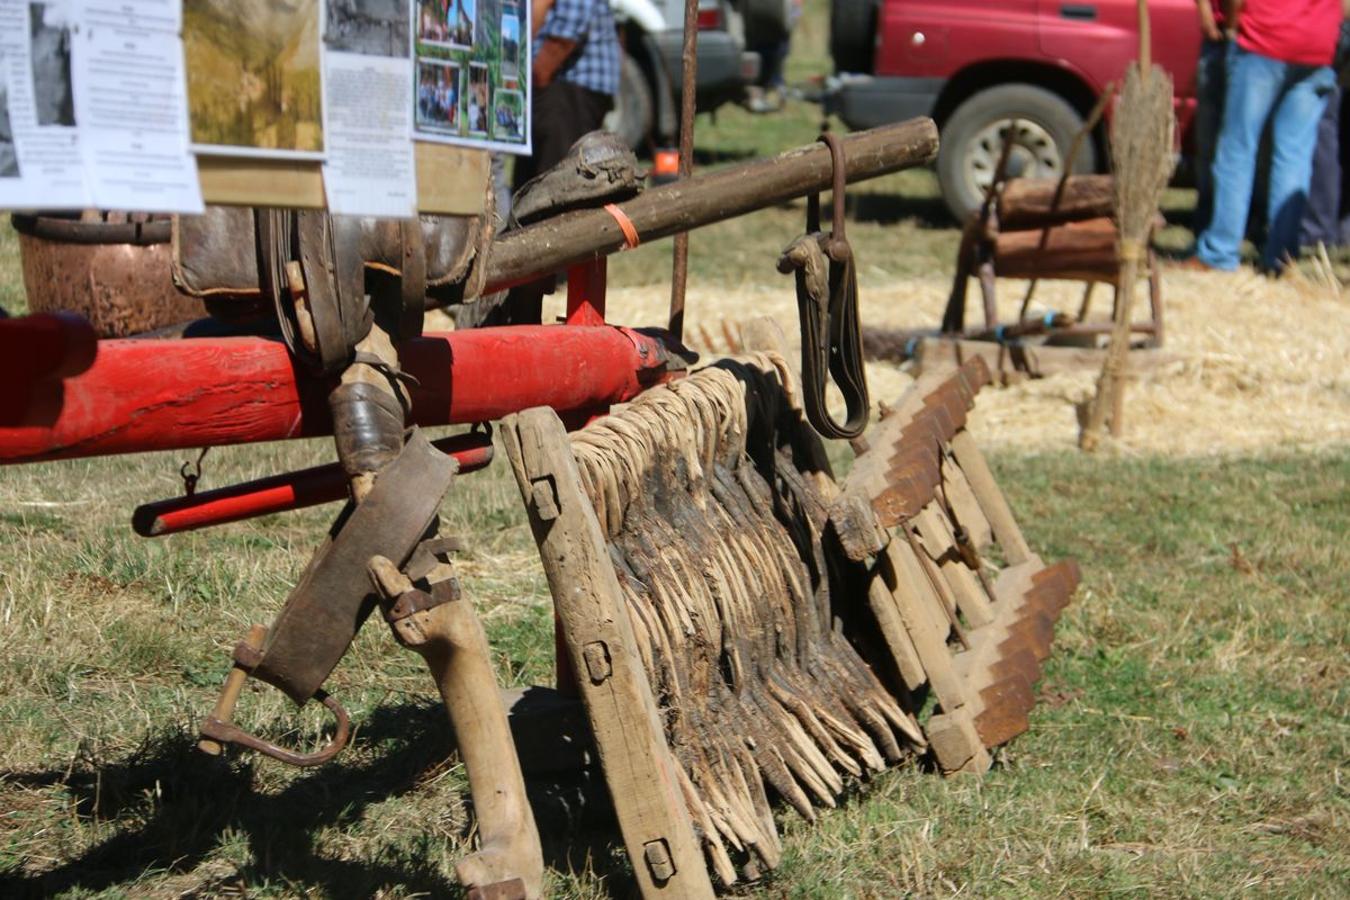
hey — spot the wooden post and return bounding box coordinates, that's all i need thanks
[502,408,714,898]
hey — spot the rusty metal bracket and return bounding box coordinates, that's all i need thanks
[199,689,351,768]
[384,577,460,623]
[197,623,352,767]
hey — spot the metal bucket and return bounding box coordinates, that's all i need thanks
[13,211,205,337]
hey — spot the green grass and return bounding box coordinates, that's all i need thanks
[2,1,1348,893]
[1,443,1346,897]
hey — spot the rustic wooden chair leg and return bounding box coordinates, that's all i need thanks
[1146,247,1164,348]
[1076,281,1096,322]
[978,257,999,330]
[374,558,544,900]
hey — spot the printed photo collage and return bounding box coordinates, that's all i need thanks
[413,0,526,147]
[0,0,529,217]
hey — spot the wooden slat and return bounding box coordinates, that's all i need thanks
[913,336,1180,379]
[949,430,1034,566]
[197,143,489,215]
[502,408,714,899]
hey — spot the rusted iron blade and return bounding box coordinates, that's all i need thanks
[251,429,456,704]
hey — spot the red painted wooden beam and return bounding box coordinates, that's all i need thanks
[0,312,98,426]
[0,325,676,464]
[131,432,494,537]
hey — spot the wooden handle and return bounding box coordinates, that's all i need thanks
[197,624,268,756]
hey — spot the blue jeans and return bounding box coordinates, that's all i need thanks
[1298,83,1344,248]
[1192,38,1229,236]
[1195,44,1336,271]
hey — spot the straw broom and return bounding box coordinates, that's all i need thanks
[1079,0,1174,451]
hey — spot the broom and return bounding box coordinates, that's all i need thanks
[1079,0,1174,451]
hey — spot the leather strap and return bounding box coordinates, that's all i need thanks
[256,209,370,376]
[778,133,870,441]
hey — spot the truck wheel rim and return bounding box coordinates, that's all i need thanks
[964,119,1062,198]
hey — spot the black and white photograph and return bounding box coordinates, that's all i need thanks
[500,5,520,81]
[465,60,488,135]
[491,86,522,142]
[325,0,410,57]
[416,59,461,131]
[417,0,474,51]
[29,1,75,127]
[0,77,18,178]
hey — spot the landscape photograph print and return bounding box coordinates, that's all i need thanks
[184,0,324,155]
[29,1,75,127]
[491,86,522,142]
[500,5,519,81]
[417,0,474,50]
[325,0,409,58]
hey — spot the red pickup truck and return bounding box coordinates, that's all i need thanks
[826,0,1201,220]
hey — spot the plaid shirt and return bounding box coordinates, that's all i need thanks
[540,0,620,96]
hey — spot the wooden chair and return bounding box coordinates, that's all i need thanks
[941,174,1164,348]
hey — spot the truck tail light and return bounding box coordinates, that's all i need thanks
[697,8,723,29]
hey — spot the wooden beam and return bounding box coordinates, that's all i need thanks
[502,408,715,899]
[480,118,939,292]
[913,336,1180,379]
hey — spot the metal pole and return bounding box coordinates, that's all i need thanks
[668,0,700,340]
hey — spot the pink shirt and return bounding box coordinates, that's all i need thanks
[1237,0,1343,66]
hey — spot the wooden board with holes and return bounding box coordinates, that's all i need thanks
[197,144,489,215]
[500,407,714,900]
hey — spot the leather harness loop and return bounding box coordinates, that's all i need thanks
[779,132,870,441]
[256,209,371,376]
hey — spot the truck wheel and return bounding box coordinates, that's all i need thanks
[937,84,1097,222]
[830,0,877,74]
[604,51,654,151]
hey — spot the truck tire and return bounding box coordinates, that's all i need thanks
[830,0,877,74]
[604,51,655,151]
[937,84,1097,222]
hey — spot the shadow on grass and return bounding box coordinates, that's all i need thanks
[846,192,954,230]
[0,700,630,898]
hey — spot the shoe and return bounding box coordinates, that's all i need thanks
[1171,255,1217,272]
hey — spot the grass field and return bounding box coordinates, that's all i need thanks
[2,2,1349,895]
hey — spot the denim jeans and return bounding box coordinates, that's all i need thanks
[1192,38,1229,236]
[1298,83,1345,248]
[1195,44,1336,271]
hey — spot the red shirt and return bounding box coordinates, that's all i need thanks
[1237,0,1343,66]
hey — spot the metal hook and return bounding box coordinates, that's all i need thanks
[197,624,352,767]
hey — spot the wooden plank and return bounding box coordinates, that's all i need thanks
[996,174,1115,231]
[941,454,994,551]
[198,144,489,215]
[502,408,714,899]
[914,336,1180,379]
[949,431,1034,566]
[911,504,994,628]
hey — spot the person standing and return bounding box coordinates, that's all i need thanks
[1298,20,1350,248]
[1192,0,1232,236]
[1191,0,1344,272]
[512,0,619,190]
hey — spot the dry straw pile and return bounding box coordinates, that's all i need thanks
[577,269,1350,456]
